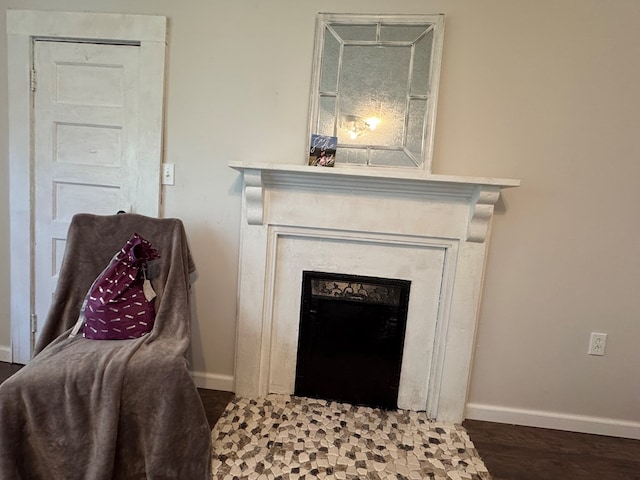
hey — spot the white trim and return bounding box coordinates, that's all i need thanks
[7,10,166,42]
[260,226,456,417]
[0,346,12,363]
[191,371,234,392]
[7,27,31,365]
[465,402,640,440]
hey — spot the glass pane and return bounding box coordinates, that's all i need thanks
[380,24,430,42]
[337,147,368,165]
[369,149,417,167]
[338,45,410,147]
[410,29,434,96]
[331,24,377,41]
[406,98,428,160]
[318,95,337,137]
[320,30,340,93]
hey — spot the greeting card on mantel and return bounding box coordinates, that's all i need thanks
[308,134,337,167]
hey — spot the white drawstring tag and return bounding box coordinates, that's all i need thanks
[142,266,156,302]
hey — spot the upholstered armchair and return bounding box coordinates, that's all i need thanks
[0,213,211,480]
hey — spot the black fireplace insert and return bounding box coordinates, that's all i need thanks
[294,271,411,410]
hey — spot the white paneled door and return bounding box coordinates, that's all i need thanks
[31,39,162,355]
[33,41,151,352]
[8,10,167,364]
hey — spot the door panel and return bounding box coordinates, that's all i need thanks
[32,40,154,348]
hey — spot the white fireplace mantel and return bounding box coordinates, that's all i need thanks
[230,161,519,422]
[230,162,519,243]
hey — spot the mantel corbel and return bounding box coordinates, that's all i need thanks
[466,186,501,243]
[243,168,264,225]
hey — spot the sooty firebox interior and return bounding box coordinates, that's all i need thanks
[294,271,411,410]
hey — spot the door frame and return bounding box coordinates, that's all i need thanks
[7,10,167,364]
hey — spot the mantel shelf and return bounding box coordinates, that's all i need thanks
[229,162,520,198]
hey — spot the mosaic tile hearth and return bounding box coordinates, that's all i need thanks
[211,395,492,480]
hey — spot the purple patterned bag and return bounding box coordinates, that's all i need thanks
[71,233,160,340]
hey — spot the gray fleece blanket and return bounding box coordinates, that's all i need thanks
[0,213,211,479]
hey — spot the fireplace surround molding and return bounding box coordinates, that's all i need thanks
[230,162,519,422]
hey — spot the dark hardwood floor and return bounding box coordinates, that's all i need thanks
[197,386,234,429]
[2,362,639,479]
[463,419,640,480]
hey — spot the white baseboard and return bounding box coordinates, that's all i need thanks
[465,402,640,440]
[0,345,11,363]
[191,370,234,392]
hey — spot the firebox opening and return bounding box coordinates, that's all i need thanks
[294,271,411,410]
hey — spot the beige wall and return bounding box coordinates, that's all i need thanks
[1,0,638,430]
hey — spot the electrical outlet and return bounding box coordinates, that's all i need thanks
[588,332,607,356]
[162,163,175,186]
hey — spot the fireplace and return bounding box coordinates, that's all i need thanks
[230,162,519,422]
[295,271,411,410]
